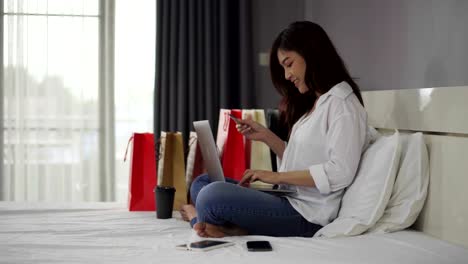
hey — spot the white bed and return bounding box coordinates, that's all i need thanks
[1,202,467,264]
[1,86,468,263]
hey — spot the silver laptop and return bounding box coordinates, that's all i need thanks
[193,120,295,195]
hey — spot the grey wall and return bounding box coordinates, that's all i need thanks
[305,0,468,91]
[251,0,468,108]
[251,0,305,108]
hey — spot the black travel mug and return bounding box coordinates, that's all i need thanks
[155,186,176,219]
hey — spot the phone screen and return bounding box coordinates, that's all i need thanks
[246,241,272,252]
[189,240,230,249]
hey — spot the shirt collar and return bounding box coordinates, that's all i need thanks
[315,81,353,107]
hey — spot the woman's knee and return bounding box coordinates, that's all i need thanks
[189,174,211,203]
[190,174,210,192]
[195,181,234,210]
[192,173,210,184]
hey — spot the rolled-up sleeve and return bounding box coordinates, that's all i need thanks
[276,141,287,170]
[309,113,366,195]
[309,163,331,194]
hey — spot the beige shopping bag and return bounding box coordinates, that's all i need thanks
[242,109,273,171]
[157,132,187,210]
[185,132,206,189]
[242,109,273,188]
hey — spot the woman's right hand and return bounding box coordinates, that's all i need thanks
[235,117,270,142]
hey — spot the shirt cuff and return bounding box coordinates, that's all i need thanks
[309,164,331,195]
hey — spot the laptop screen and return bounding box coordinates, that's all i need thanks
[193,120,225,182]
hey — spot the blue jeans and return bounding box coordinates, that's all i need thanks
[189,174,322,237]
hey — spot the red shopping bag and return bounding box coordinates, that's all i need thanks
[218,109,246,181]
[124,133,157,211]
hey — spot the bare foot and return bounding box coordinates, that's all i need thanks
[180,204,197,222]
[194,222,248,238]
[194,222,225,238]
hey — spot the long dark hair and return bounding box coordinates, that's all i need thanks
[270,21,364,137]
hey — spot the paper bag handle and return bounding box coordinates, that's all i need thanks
[123,135,134,162]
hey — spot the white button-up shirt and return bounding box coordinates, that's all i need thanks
[279,81,369,226]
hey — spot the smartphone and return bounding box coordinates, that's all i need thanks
[176,240,235,252]
[246,241,272,252]
[228,113,241,124]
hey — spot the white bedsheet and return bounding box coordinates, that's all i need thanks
[1,202,467,264]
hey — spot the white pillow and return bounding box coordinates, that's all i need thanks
[368,133,429,233]
[315,131,401,237]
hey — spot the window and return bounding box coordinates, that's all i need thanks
[1,0,156,202]
[2,0,103,201]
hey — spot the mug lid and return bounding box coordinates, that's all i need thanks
[155,185,175,191]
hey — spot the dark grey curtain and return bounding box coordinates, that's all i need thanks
[154,0,254,143]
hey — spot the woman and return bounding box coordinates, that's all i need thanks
[180,21,369,238]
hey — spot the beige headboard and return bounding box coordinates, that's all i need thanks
[362,86,468,248]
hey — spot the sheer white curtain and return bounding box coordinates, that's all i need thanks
[114,0,155,202]
[1,0,114,201]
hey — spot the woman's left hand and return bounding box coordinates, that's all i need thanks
[238,170,281,186]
